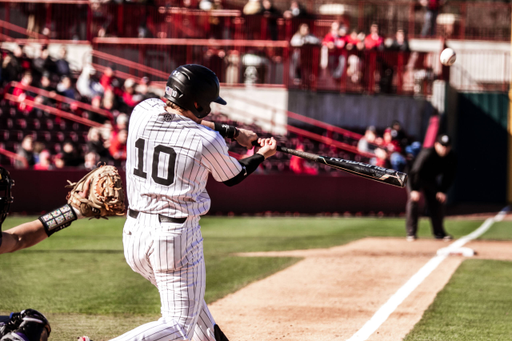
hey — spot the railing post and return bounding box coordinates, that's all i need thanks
[408,1,415,38]
[459,2,466,41]
[87,3,92,42]
[397,52,403,94]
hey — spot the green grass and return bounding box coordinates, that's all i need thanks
[404,259,512,341]
[477,220,512,240]
[0,216,510,340]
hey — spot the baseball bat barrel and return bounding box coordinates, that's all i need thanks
[251,140,407,188]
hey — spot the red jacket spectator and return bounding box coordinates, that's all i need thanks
[13,72,34,113]
[364,24,384,51]
[100,66,114,91]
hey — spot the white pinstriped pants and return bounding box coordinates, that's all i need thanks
[111,212,217,341]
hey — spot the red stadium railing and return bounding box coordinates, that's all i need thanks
[0,1,510,42]
[92,39,438,95]
[8,81,113,119]
[4,93,103,128]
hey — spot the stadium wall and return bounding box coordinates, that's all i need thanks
[287,90,435,139]
[7,169,408,215]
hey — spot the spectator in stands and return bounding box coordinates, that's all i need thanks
[13,44,31,74]
[358,126,388,168]
[346,29,364,52]
[31,44,48,85]
[283,0,309,19]
[2,49,23,85]
[364,24,384,51]
[382,127,407,171]
[120,78,139,113]
[99,66,115,92]
[390,120,410,151]
[37,72,57,107]
[322,21,347,80]
[243,0,263,15]
[289,143,318,175]
[290,23,320,83]
[109,128,128,167]
[88,96,109,125]
[261,0,280,40]
[134,77,159,101]
[77,65,104,101]
[61,141,84,167]
[114,113,129,132]
[12,71,35,113]
[388,29,410,52]
[357,125,378,154]
[420,0,444,37]
[55,45,71,77]
[15,135,36,169]
[33,149,52,170]
[53,153,65,169]
[207,0,225,39]
[199,0,213,10]
[82,151,100,170]
[86,127,112,164]
[56,75,76,100]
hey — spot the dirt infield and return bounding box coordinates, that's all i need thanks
[210,237,512,341]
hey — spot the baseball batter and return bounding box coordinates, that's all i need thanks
[109,64,276,341]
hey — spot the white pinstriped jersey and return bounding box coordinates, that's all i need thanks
[126,98,242,218]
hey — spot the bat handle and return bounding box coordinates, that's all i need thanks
[250,139,284,151]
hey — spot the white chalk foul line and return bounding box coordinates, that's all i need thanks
[345,206,510,341]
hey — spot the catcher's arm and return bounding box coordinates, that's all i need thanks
[0,181,91,255]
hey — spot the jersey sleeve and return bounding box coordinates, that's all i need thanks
[201,131,243,182]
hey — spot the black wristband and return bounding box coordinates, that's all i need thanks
[214,122,238,139]
[39,204,77,237]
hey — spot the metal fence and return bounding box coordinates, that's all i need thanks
[0,0,510,42]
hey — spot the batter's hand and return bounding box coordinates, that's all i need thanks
[234,128,258,149]
[436,192,446,203]
[256,137,277,159]
[410,190,421,202]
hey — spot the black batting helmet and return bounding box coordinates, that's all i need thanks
[0,167,13,228]
[163,64,226,119]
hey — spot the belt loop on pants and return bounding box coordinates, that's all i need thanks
[128,209,187,224]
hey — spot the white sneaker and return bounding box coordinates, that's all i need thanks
[406,236,417,242]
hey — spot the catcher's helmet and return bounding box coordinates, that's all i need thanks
[0,309,51,341]
[0,167,14,228]
[163,64,226,119]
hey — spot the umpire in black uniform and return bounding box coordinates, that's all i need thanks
[406,134,457,241]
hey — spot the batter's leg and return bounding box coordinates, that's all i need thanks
[191,301,217,341]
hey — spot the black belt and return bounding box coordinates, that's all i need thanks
[128,209,187,224]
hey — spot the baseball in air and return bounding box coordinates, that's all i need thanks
[440,48,456,66]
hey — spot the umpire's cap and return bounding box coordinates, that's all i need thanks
[436,134,452,147]
[164,64,226,119]
[0,167,14,227]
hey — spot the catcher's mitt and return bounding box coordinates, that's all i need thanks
[66,164,125,219]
